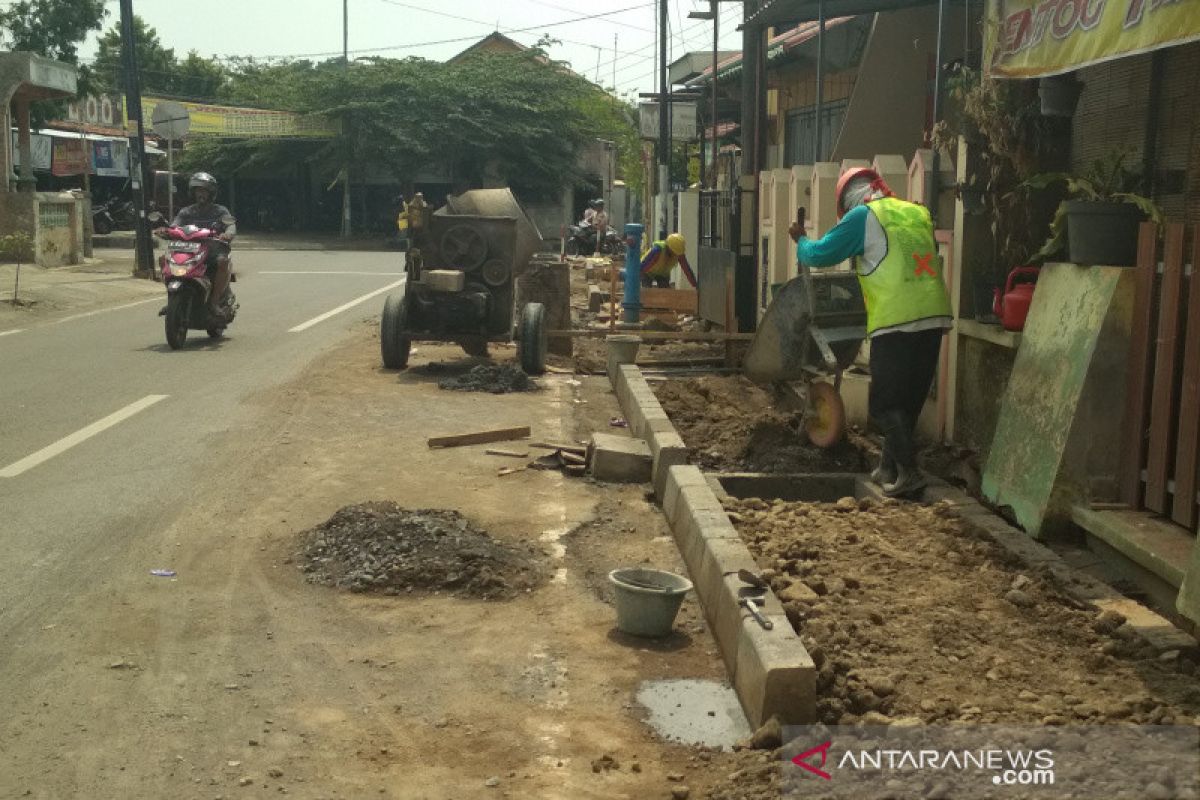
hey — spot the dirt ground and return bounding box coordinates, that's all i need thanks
[701,494,1200,798]
[0,323,757,799]
[653,376,867,473]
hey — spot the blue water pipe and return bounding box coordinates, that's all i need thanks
[622,223,644,324]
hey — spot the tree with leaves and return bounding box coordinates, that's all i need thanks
[92,16,226,98]
[0,0,106,65]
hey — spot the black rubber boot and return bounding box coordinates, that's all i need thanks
[869,442,896,486]
[878,410,926,498]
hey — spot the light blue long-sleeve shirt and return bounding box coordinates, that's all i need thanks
[796,205,869,267]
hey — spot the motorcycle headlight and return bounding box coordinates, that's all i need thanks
[171,266,189,277]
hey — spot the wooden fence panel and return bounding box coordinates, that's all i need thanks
[1172,231,1200,529]
[1120,222,1162,506]
[1146,224,1188,513]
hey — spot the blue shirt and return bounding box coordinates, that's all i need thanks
[796,205,868,268]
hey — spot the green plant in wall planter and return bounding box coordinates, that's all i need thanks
[0,232,34,306]
[1025,151,1161,267]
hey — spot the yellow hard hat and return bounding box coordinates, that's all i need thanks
[665,233,686,255]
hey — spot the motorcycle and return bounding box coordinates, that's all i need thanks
[597,228,625,257]
[564,221,597,256]
[156,225,238,349]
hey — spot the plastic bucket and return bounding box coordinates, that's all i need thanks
[1065,200,1144,267]
[605,334,642,381]
[608,568,692,638]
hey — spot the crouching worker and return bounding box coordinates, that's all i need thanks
[639,233,697,288]
[788,168,952,497]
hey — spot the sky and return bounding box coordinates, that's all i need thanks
[75,0,747,101]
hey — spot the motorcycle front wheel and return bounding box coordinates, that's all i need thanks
[165,293,191,350]
[93,217,113,235]
[565,239,581,256]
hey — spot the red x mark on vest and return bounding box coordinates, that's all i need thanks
[913,252,936,277]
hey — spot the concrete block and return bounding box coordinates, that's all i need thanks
[588,432,652,483]
[650,431,688,500]
[424,269,465,292]
[663,465,708,527]
[696,537,761,666]
[674,509,735,575]
[587,284,610,312]
[734,613,817,726]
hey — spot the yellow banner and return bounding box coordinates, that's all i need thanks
[130,97,337,139]
[988,0,1200,78]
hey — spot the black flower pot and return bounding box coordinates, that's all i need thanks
[1065,200,1145,267]
[1039,76,1084,118]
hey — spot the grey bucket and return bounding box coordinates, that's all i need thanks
[608,568,693,638]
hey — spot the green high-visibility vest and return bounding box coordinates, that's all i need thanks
[856,197,952,335]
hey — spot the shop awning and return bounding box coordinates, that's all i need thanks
[745,0,939,27]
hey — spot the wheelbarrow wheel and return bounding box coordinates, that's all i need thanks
[805,381,845,448]
[517,302,547,375]
[380,292,411,369]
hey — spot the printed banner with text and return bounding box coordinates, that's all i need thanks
[988,0,1200,78]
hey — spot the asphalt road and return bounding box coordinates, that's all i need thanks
[0,248,405,649]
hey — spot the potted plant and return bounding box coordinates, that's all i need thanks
[1038,74,1084,118]
[1025,151,1161,267]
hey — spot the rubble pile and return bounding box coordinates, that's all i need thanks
[437,364,536,394]
[653,376,865,472]
[721,495,1200,726]
[299,502,545,599]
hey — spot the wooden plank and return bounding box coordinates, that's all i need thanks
[549,329,756,341]
[640,287,698,313]
[1146,224,1187,514]
[1119,222,1161,506]
[427,425,531,449]
[484,448,528,458]
[1172,228,1200,530]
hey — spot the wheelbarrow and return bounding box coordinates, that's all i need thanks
[742,254,867,448]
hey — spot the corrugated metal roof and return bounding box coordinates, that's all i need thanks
[688,16,856,85]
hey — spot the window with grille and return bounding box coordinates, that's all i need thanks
[39,203,71,228]
[784,99,849,166]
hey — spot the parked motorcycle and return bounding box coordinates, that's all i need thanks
[92,198,138,234]
[156,225,238,349]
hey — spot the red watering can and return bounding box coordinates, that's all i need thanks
[992,266,1040,332]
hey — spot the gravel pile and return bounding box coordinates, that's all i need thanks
[438,364,535,394]
[299,502,545,599]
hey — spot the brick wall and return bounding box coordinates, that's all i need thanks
[1072,42,1200,219]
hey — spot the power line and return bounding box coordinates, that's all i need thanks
[523,0,655,33]
[244,2,656,61]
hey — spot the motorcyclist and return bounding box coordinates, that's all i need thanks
[591,199,609,237]
[155,172,236,320]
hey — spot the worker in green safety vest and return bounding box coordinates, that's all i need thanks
[788,167,952,497]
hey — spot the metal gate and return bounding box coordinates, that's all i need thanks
[1120,221,1200,532]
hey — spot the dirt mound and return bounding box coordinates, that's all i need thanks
[703,496,1200,798]
[299,502,546,599]
[653,376,865,472]
[437,364,536,394]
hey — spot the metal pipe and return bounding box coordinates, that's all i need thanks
[623,223,645,323]
[658,0,669,238]
[711,0,719,189]
[1142,50,1166,196]
[815,0,825,162]
[930,0,946,226]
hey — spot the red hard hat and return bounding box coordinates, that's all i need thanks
[835,167,893,219]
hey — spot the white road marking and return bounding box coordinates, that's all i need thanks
[0,394,168,478]
[259,271,404,276]
[52,297,160,325]
[0,329,24,337]
[288,279,405,333]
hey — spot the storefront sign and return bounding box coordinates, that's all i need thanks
[10,132,53,171]
[132,97,337,139]
[65,95,125,130]
[51,137,90,176]
[91,139,129,178]
[989,0,1200,78]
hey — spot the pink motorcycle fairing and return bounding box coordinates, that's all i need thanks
[159,225,218,281]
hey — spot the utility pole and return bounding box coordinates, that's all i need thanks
[657,0,669,239]
[119,0,155,277]
[341,0,352,238]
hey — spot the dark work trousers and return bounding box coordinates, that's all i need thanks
[868,328,945,470]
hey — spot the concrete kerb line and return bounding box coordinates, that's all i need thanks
[610,361,818,727]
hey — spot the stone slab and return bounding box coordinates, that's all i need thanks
[589,432,651,483]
